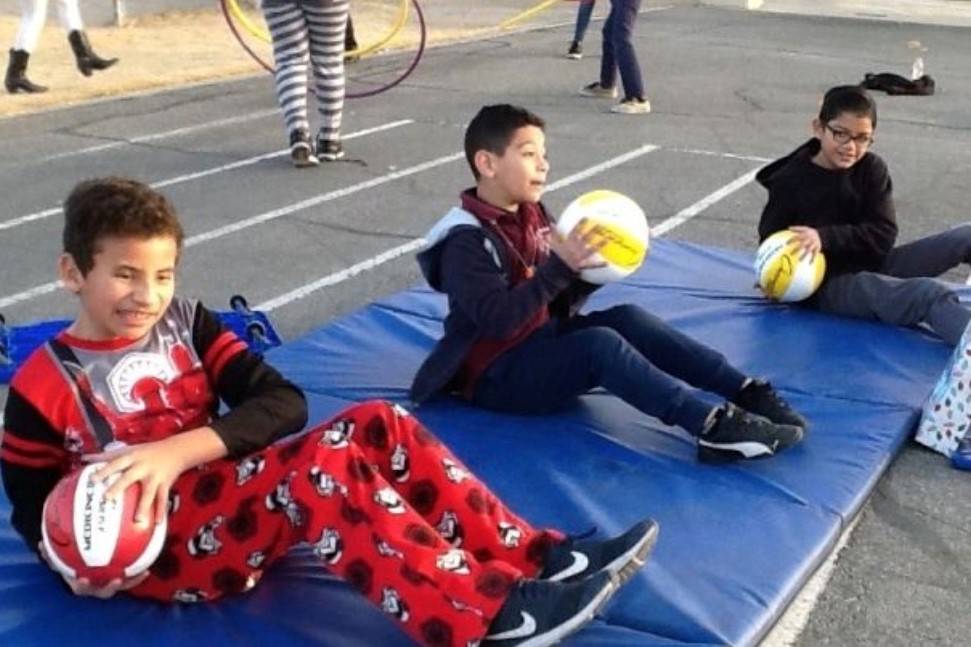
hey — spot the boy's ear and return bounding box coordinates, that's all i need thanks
[58,253,84,294]
[473,149,497,179]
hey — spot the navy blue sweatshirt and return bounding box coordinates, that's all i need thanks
[410,191,597,404]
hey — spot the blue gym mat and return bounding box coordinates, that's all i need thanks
[0,240,953,646]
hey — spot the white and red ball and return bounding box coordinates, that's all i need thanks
[42,463,167,586]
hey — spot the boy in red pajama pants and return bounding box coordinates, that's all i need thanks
[1,177,659,647]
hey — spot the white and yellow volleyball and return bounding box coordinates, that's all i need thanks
[556,190,650,284]
[754,230,826,302]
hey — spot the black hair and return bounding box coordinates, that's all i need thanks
[63,177,184,275]
[464,104,545,180]
[819,85,878,128]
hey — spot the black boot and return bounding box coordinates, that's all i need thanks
[68,30,118,77]
[5,49,47,94]
[344,16,359,63]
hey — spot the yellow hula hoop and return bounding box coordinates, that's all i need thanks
[498,0,564,30]
[226,0,409,58]
[227,0,270,44]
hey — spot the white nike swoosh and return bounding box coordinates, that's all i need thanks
[697,438,775,457]
[547,550,590,582]
[485,611,537,640]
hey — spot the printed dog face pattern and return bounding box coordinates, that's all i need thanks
[129,401,562,647]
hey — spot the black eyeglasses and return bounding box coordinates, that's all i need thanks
[824,123,874,146]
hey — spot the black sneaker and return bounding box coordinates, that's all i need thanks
[316,135,344,161]
[483,572,614,646]
[733,379,808,429]
[579,81,618,99]
[289,130,319,168]
[698,403,803,463]
[566,41,582,60]
[539,519,659,586]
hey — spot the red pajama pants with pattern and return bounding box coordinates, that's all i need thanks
[130,400,561,647]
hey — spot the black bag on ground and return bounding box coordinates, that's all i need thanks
[860,72,935,95]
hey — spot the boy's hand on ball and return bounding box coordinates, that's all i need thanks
[86,440,188,526]
[38,541,149,597]
[547,217,608,272]
[788,226,822,258]
[68,572,149,598]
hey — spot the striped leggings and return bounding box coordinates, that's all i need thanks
[262,0,349,141]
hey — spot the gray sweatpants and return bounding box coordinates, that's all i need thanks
[814,224,971,345]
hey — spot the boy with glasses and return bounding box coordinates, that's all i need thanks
[756,84,971,345]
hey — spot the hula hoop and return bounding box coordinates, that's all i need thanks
[499,0,563,29]
[225,0,408,59]
[220,0,427,99]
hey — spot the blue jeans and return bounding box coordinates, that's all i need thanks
[573,0,596,43]
[472,304,747,435]
[600,0,645,100]
[815,225,971,344]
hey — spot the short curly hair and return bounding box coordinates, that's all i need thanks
[63,177,184,275]
[464,104,545,180]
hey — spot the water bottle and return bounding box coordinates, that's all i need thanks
[911,56,924,80]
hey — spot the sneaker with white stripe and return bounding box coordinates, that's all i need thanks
[539,519,659,586]
[483,572,614,647]
[698,402,803,463]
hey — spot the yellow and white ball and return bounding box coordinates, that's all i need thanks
[754,230,826,302]
[556,190,650,284]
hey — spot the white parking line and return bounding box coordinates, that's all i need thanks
[258,144,660,311]
[0,119,414,233]
[39,109,280,163]
[668,147,771,163]
[0,149,462,311]
[0,146,758,312]
[651,168,760,237]
[186,151,465,246]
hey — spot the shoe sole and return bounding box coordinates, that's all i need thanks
[516,578,616,647]
[604,521,659,586]
[566,53,582,60]
[292,156,320,168]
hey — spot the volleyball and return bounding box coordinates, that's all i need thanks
[754,230,827,302]
[42,463,167,586]
[556,190,650,284]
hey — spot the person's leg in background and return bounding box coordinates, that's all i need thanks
[566,0,596,59]
[263,0,319,168]
[578,0,618,98]
[6,0,49,93]
[606,0,650,114]
[60,0,117,77]
[306,0,349,161]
